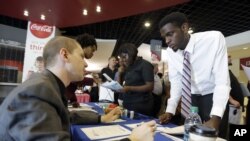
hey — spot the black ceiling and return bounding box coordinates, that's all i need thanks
[1,0,250,56]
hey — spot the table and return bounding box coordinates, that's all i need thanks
[70,103,183,141]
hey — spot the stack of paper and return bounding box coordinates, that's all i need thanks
[242,64,250,80]
[81,125,131,140]
[101,73,123,91]
[68,103,97,113]
[101,80,123,91]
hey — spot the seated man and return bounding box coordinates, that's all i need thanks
[0,36,156,141]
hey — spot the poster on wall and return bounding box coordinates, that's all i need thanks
[22,21,55,82]
[239,56,250,70]
[241,65,250,81]
[150,39,162,62]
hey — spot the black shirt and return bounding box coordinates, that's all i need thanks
[101,67,118,82]
[229,70,244,109]
[47,69,67,107]
[123,57,154,103]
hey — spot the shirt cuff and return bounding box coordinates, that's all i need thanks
[166,105,177,115]
[210,105,225,118]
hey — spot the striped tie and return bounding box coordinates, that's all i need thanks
[181,51,192,118]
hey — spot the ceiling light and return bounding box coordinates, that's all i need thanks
[83,9,88,16]
[24,10,29,16]
[40,14,45,20]
[144,22,151,27]
[96,5,101,13]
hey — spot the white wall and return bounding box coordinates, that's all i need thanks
[0,24,27,43]
[226,30,250,48]
[85,39,117,72]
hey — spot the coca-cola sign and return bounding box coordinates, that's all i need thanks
[30,22,53,38]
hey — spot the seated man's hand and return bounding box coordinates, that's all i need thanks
[101,107,122,123]
[159,112,173,124]
[129,120,156,141]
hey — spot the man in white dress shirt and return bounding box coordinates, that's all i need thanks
[158,12,230,139]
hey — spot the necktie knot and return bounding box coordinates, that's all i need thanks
[184,51,190,59]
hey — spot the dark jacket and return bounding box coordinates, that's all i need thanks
[0,70,99,141]
[229,70,244,110]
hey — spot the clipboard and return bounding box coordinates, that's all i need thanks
[103,73,113,82]
[101,73,123,91]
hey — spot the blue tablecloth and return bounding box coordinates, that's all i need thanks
[70,102,182,141]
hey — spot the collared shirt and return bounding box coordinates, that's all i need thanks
[163,31,231,118]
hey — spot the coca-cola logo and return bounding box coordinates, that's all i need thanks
[30,22,53,38]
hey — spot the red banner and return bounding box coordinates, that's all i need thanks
[240,57,250,70]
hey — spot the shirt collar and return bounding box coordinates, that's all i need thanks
[184,34,195,55]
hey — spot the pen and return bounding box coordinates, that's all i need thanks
[136,122,144,127]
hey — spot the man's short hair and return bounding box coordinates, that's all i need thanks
[76,33,97,50]
[159,12,188,29]
[36,56,44,61]
[43,36,79,67]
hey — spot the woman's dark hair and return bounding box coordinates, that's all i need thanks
[76,33,97,50]
[159,12,188,29]
[118,43,138,62]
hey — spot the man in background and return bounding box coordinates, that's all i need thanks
[247,81,250,124]
[228,55,244,109]
[101,56,118,103]
[66,33,98,103]
[76,33,97,59]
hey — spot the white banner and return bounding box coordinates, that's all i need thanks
[22,21,55,82]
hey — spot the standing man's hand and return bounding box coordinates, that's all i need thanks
[204,115,221,131]
[159,112,173,124]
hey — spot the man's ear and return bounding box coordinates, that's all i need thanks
[181,23,189,33]
[60,48,69,60]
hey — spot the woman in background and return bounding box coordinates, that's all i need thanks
[118,43,154,116]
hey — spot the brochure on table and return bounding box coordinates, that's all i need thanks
[81,125,131,140]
